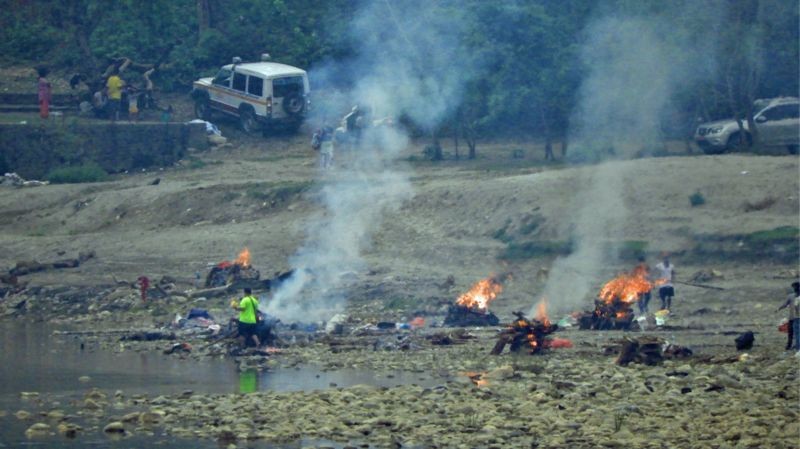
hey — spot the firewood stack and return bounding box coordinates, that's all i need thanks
[606,336,693,366]
[443,304,500,327]
[491,311,558,355]
[577,297,638,331]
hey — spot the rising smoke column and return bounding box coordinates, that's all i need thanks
[265,0,476,322]
[539,14,696,314]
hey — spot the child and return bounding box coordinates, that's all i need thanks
[127,87,140,122]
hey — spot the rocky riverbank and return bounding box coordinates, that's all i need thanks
[7,335,797,448]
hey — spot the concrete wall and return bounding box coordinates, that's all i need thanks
[0,122,208,179]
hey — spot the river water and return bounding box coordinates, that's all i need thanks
[0,323,441,448]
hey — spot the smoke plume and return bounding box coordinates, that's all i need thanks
[539,13,697,314]
[265,0,475,322]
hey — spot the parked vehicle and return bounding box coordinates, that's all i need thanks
[694,97,799,154]
[191,56,310,134]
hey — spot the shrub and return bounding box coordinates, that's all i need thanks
[498,240,573,260]
[689,191,705,207]
[45,163,108,184]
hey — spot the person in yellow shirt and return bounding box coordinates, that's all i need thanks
[106,69,125,121]
[232,288,261,348]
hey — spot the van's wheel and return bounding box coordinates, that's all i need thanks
[239,109,257,134]
[788,144,798,155]
[194,100,210,120]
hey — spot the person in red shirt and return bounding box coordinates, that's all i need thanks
[37,67,52,119]
[137,276,150,302]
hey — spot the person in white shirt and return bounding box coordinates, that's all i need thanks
[655,254,676,310]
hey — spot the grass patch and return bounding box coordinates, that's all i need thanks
[492,219,513,243]
[45,163,108,184]
[244,181,312,203]
[618,240,648,261]
[691,226,799,263]
[498,240,573,260]
[179,156,223,170]
[385,297,417,310]
[744,226,799,243]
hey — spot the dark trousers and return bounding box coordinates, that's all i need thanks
[638,291,651,314]
[788,319,796,350]
[659,286,675,310]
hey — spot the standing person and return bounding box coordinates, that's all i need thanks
[127,86,140,122]
[655,254,676,310]
[635,256,652,314]
[313,125,335,169]
[232,288,260,348]
[105,69,125,122]
[37,67,52,119]
[137,276,150,303]
[777,281,800,351]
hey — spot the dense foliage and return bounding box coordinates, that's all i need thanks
[1,0,797,143]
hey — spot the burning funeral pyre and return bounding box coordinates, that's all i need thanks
[443,276,504,327]
[491,301,559,355]
[205,248,261,288]
[577,266,652,330]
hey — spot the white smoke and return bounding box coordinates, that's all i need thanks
[265,0,476,322]
[539,14,697,314]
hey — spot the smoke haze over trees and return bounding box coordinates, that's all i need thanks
[1,0,797,143]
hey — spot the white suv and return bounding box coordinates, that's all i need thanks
[191,57,310,134]
[694,97,799,154]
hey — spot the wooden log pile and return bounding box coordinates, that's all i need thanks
[443,304,500,327]
[577,297,638,331]
[605,336,693,366]
[491,311,558,355]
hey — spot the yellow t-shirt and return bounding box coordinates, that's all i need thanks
[238,295,259,324]
[106,75,124,100]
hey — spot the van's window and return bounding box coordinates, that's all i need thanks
[247,76,264,97]
[212,69,232,87]
[273,76,304,98]
[232,72,247,92]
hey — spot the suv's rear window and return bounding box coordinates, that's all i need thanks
[273,76,304,98]
[232,72,247,92]
[247,76,264,97]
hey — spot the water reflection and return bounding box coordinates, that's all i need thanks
[239,369,258,393]
[0,322,446,448]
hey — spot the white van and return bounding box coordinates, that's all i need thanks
[191,57,310,134]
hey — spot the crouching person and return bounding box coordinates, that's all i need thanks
[232,288,261,348]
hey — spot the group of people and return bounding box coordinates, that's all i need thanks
[38,64,161,122]
[92,69,143,121]
[636,254,677,315]
[311,105,393,169]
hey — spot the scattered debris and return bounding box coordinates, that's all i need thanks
[1,172,49,187]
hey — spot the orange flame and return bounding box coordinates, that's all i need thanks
[464,371,488,387]
[456,277,503,310]
[598,265,652,304]
[534,298,551,326]
[235,248,251,267]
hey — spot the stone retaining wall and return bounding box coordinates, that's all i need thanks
[0,122,207,179]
